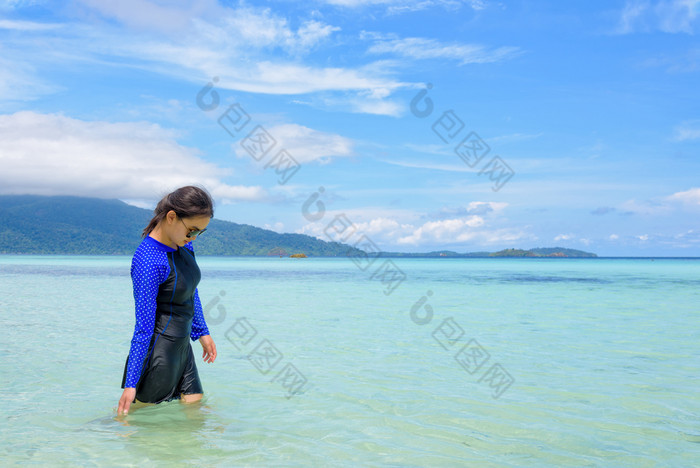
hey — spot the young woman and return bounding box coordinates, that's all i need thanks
[118,186,217,416]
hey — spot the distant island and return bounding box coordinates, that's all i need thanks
[0,195,597,257]
[380,247,597,258]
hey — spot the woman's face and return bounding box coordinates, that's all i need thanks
[160,211,211,248]
[173,215,211,247]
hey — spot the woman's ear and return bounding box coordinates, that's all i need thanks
[165,210,177,224]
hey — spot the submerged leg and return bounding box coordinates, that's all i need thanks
[181,393,203,403]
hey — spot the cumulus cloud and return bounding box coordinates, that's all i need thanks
[432,202,508,218]
[396,216,486,244]
[0,111,266,202]
[298,202,528,250]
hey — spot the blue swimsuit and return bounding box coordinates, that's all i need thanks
[120,236,210,403]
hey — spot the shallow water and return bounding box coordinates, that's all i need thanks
[1,256,699,466]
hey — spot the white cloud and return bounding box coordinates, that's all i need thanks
[609,234,620,240]
[319,0,436,6]
[0,0,44,10]
[381,159,477,173]
[616,188,700,217]
[317,0,488,13]
[74,0,220,35]
[667,187,700,204]
[657,0,700,33]
[673,120,700,141]
[0,2,412,109]
[0,56,59,102]
[0,111,266,202]
[486,132,544,144]
[0,19,62,30]
[397,216,486,244]
[233,124,354,164]
[554,234,573,241]
[264,222,285,232]
[617,0,700,34]
[619,198,673,215]
[618,0,651,33]
[368,36,519,65]
[297,202,528,250]
[467,201,507,215]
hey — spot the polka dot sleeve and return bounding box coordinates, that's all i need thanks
[191,288,210,341]
[124,243,170,388]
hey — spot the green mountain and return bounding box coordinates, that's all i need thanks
[0,195,363,256]
[0,195,598,257]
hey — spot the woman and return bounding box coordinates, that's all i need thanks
[118,186,217,416]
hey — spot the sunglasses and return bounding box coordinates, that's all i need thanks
[180,218,207,238]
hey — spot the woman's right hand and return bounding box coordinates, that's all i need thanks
[118,388,137,416]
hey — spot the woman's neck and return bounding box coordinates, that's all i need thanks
[149,225,177,249]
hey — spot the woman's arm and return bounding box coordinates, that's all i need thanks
[123,248,168,387]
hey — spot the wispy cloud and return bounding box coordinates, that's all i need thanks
[618,187,700,216]
[316,0,487,13]
[667,187,700,205]
[367,35,519,65]
[486,132,544,144]
[616,0,700,34]
[640,48,700,72]
[380,159,477,172]
[0,56,60,102]
[672,120,700,141]
[0,2,413,111]
[0,111,266,202]
[0,19,62,30]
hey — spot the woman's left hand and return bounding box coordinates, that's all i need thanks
[199,334,217,363]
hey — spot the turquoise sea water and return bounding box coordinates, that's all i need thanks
[1,255,699,467]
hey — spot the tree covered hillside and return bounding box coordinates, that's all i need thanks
[0,195,362,256]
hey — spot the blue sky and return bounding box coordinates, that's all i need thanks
[1,0,699,256]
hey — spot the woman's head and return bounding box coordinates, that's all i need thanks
[143,186,214,244]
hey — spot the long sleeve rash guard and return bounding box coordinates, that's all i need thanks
[123,236,210,388]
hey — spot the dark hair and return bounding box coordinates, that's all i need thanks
[143,186,214,237]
